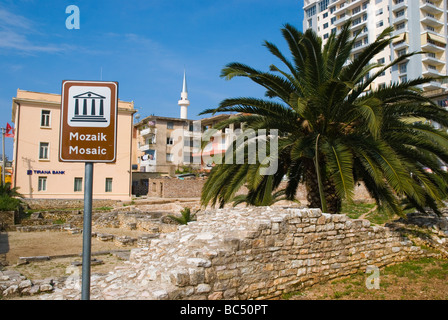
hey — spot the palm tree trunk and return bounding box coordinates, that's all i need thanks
[323,178,342,214]
[315,134,327,213]
[304,160,342,214]
[305,160,322,209]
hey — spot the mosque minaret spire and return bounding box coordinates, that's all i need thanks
[178,69,190,119]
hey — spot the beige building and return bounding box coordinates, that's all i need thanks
[133,115,196,175]
[132,113,240,175]
[11,89,135,201]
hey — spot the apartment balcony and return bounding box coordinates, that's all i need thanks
[334,14,351,27]
[392,33,410,50]
[351,41,369,54]
[420,0,444,15]
[422,66,444,77]
[351,7,368,21]
[350,27,368,41]
[350,18,368,29]
[139,164,157,173]
[303,0,317,8]
[141,159,157,166]
[139,144,150,152]
[422,80,443,90]
[140,127,157,136]
[334,0,364,16]
[420,14,444,28]
[422,55,446,66]
[391,0,407,13]
[396,52,411,62]
[421,42,446,52]
[330,0,348,7]
[392,13,408,26]
[421,33,446,52]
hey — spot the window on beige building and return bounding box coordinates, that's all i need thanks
[167,121,174,129]
[74,177,83,192]
[39,142,49,160]
[38,176,47,191]
[166,136,174,145]
[41,110,51,127]
[166,153,173,162]
[105,178,113,192]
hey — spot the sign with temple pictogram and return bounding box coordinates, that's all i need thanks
[59,80,118,162]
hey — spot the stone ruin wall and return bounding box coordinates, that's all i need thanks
[22,199,119,210]
[44,206,438,300]
[146,179,374,201]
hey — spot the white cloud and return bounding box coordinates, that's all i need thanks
[0,30,69,53]
[0,8,34,31]
[0,8,69,54]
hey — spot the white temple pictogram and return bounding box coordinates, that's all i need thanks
[71,91,107,123]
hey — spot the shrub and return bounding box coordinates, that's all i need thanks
[167,207,197,225]
[0,194,22,211]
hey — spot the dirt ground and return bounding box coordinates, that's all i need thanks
[0,227,152,285]
[0,227,149,264]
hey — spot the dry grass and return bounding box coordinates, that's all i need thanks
[286,257,448,300]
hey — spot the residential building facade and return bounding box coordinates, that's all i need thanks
[11,89,135,201]
[133,115,196,175]
[303,0,448,91]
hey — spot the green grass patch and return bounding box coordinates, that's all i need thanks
[384,262,423,278]
[95,206,114,212]
[340,200,403,225]
[340,201,376,219]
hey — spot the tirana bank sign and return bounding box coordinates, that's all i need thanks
[59,80,118,162]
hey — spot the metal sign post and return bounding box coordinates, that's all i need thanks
[81,162,93,300]
[59,80,118,300]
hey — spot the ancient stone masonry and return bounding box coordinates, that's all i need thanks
[22,199,119,210]
[42,207,441,300]
[146,179,373,201]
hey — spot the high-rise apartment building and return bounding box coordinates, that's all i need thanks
[303,0,448,92]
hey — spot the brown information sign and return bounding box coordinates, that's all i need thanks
[59,80,118,162]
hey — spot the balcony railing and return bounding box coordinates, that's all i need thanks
[140,128,157,136]
[420,0,444,15]
[392,0,407,12]
[421,14,444,27]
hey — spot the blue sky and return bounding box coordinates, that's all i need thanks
[0,0,304,158]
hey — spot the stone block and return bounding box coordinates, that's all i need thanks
[196,283,211,293]
[187,258,211,268]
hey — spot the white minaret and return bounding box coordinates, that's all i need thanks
[178,70,190,119]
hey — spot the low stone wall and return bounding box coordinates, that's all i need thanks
[146,179,373,201]
[0,211,16,230]
[23,199,119,210]
[43,206,438,300]
[147,179,206,198]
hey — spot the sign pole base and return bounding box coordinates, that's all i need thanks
[81,162,94,300]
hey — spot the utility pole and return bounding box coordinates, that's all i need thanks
[1,127,5,185]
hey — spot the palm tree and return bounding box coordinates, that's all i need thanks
[199,20,448,215]
[167,207,197,225]
[231,188,301,207]
[0,182,22,198]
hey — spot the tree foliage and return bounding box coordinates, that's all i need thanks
[200,20,448,215]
